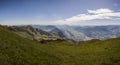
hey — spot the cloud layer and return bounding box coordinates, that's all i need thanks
[1,8,120,26]
[53,8,120,25]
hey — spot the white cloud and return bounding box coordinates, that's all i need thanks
[53,8,120,25]
[88,8,113,14]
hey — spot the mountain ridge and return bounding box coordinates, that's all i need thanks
[7,25,58,42]
[31,25,120,41]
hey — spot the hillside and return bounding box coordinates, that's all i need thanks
[7,25,58,41]
[0,25,120,65]
[32,25,67,39]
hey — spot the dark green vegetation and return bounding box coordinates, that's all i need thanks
[0,25,120,65]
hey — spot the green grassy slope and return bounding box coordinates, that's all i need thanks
[0,25,120,65]
[0,26,61,65]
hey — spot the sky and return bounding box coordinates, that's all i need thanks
[0,0,120,25]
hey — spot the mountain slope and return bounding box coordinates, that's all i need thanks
[56,25,91,41]
[32,25,66,39]
[32,25,90,41]
[0,25,61,65]
[0,25,120,65]
[32,25,57,32]
[7,25,57,41]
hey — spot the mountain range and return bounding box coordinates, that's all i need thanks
[32,25,120,42]
[6,25,120,42]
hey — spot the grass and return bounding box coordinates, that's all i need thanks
[0,25,120,65]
